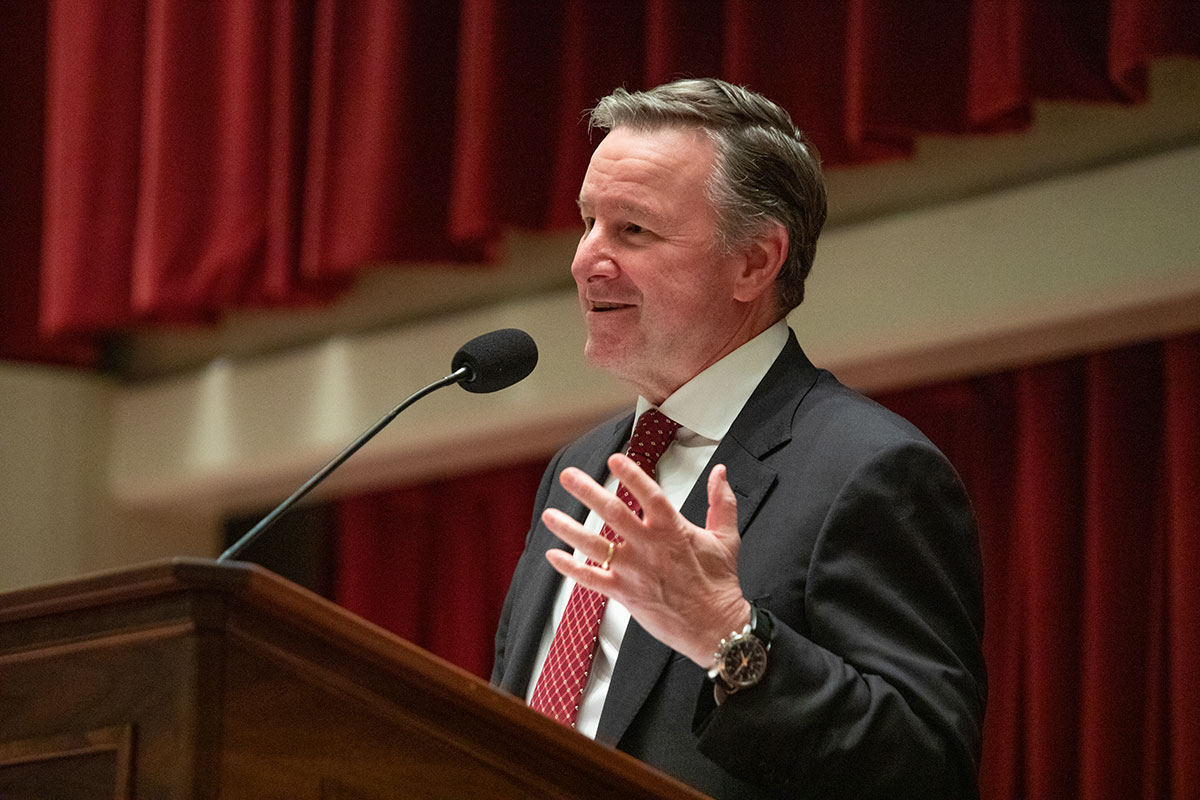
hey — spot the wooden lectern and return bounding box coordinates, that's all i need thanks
[0,558,708,799]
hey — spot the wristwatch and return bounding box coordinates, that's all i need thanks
[707,601,773,694]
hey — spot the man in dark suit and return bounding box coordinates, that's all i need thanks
[492,78,986,799]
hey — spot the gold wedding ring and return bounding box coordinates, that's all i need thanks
[600,540,616,571]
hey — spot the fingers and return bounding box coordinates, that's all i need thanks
[555,457,735,542]
[541,507,612,563]
[542,507,619,592]
[555,459,664,539]
[542,459,662,591]
[545,546,619,596]
[603,454,677,521]
[705,464,739,534]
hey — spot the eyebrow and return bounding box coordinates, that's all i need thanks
[576,196,666,225]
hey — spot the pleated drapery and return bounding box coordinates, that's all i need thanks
[12,0,1195,355]
[334,458,548,680]
[879,334,1200,799]
[336,330,1200,800]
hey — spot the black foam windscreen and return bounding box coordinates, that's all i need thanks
[451,328,538,393]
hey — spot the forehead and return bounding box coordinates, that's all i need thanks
[578,126,717,214]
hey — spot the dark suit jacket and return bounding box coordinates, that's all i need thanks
[493,333,986,799]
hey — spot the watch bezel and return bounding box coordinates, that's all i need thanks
[716,632,769,689]
[707,602,773,693]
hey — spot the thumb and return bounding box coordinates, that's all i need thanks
[705,464,739,535]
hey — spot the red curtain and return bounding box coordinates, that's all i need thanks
[0,2,94,364]
[879,333,1200,799]
[38,0,486,342]
[9,0,1193,355]
[335,329,1200,799]
[334,458,548,680]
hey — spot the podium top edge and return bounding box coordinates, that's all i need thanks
[0,557,280,622]
[0,557,713,800]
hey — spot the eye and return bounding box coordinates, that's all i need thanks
[623,223,648,235]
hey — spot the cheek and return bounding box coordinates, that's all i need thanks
[656,280,711,317]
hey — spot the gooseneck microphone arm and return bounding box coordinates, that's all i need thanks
[216,327,537,564]
[217,367,469,563]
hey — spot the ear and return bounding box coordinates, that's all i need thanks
[732,222,788,303]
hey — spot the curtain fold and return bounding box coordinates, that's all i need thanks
[884,335,1199,800]
[0,1,97,365]
[334,459,548,680]
[1162,335,1200,799]
[25,0,1198,350]
[333,330,1200,799]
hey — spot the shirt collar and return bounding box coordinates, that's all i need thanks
[636,320,789,442]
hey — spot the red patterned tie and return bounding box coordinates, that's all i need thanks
[528,408,682,726]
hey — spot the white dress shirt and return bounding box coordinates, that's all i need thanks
[525,321,789,738]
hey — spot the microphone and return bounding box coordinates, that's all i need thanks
[217,328,538,563]
[453,328,538,393]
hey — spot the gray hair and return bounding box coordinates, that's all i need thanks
[589,78,827,312]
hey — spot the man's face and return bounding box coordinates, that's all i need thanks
[571,126,758,403]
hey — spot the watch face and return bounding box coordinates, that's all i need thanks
[720,636,768,688]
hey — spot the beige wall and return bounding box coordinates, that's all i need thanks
[0,364,215,591]
[105,143,1200,514]
[3,136,1198,593]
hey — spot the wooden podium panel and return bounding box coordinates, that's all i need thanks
[0,558,708,799]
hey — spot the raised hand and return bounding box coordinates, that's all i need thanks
[542,455,751,666]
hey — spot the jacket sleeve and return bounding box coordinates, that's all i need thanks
[694,440,986,800]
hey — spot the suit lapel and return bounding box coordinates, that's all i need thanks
[595,433,777,745]
[500,413,633,698]
[597,334,820,746]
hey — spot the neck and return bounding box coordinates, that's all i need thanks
[631,315,784,405]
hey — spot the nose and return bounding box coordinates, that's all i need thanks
[571,226,618,285]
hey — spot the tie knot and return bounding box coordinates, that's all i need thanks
[625,408,681,477]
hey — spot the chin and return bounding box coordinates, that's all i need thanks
[584,332,623,364]
[584,340,634,378]
[583,341,619,371]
